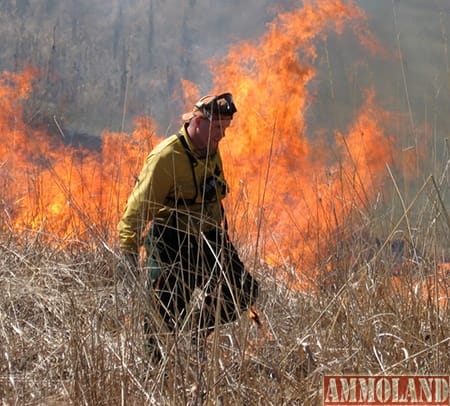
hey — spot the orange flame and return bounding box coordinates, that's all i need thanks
[204,0,394,276]
[392,262,450,309]
[0,71,159,244]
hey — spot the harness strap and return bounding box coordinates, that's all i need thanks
[172,133,198,205]
[174,133,228,231]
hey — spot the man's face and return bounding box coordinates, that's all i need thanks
[194,117,232,155]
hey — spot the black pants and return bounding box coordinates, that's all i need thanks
[145,223,258,333]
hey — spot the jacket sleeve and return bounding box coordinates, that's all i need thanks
[117,152,173,254]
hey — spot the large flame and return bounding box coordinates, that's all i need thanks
[205,0,395,274]
[2,0,397,279]
[0,69,160,244]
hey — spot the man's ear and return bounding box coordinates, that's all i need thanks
[194,116,203,131]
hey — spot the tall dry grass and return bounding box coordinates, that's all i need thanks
[1,152,449,405]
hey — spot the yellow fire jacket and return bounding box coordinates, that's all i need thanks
[117,125,228,254]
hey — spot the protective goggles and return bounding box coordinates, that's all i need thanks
[195,93,237,121]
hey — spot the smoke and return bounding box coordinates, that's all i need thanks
[355,0,450,139]
[1,0,449,144]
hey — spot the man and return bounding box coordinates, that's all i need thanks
[117,93,258,358]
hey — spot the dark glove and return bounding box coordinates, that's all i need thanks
[123,252,138,269]
[116,251,139,293]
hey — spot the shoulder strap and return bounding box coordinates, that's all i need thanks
[175,133,198,204]
[176,134,229,230]
[177,133,197,166]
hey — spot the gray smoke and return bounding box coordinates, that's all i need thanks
[0,0,449,147]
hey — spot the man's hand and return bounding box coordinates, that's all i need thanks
[116,251,139,294]
[123,252,138,269]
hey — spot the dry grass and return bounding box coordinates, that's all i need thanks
[1,174,450,406]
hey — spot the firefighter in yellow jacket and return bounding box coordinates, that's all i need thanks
[118,93,258,357]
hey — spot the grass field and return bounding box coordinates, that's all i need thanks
[1,163,449,405]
